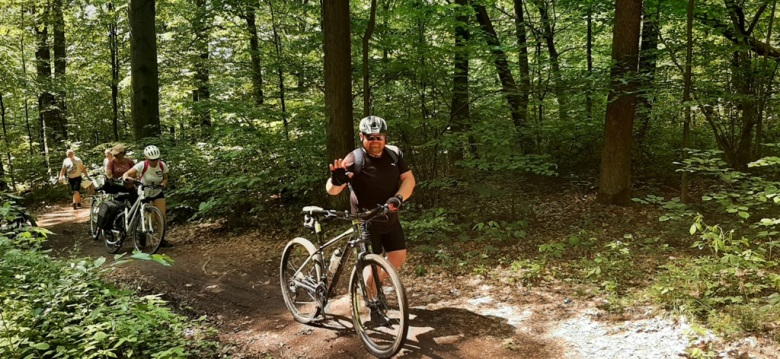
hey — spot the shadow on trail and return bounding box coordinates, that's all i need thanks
[308,306,559,359]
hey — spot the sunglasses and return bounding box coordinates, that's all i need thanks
[364,135,386,141]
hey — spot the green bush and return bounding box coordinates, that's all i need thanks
[0,195,225,358]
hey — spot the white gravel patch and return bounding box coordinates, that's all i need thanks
[548,312,692,359]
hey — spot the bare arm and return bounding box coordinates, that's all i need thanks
[122,167,138,182]
[396,171,416,201]
[162,172,169,187]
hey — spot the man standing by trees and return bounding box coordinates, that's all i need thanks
[325,116,416,324]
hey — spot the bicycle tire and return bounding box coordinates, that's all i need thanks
[102,212,125,254]
[279,237,323,324]
[89,198,99,238]
[349,254,409,358]
[132,205,165,254]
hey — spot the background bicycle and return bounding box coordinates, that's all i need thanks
[97,180,166,254]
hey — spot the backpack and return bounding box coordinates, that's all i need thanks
[141,160,165,178]
[96,200,124,230]
[350,145,401,177]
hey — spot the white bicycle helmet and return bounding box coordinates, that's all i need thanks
[143,145,161,160]
[359,116,388,135]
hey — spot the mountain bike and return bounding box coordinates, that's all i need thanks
[99,180,166,254]
[280,204,409,358]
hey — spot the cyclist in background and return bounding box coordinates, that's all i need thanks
[59,149,90,210]
[106,144,137,204]
[122,145,170,247]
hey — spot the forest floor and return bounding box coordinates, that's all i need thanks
[36,177,780,359]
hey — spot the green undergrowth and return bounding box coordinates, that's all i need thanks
[0,193,228,358]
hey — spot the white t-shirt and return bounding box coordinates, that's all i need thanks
[132,160,168,186]
[62,157,84,178]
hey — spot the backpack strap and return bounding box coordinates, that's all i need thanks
[141,160,164,178]
[350,146,401,177]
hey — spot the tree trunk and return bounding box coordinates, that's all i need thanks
[194,0,211,132]
[129,0,161,140]
[586,6,593,121]
[471,1,529,150]
[635,0,662,145]
[21,4,35,156]
[52,0,67,142]
[0,94,9,190]
[449,0,471,163]
[109,1,120,141]
[514,0,530,140]
[596,0,643,206]
[681,0,693,203]
[35,3,54,166]
[533,0,567,122]
[323,0,354,164]
[268,0,288,140]
[362,0,377,117]
[756,0,777,159]
[246,8,264,105]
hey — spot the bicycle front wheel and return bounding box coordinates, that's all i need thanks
[89,198,99,238]
[349,254,409,358]
[279,238,323,324]
[132,205,165,254]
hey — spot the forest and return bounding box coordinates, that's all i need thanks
[1,0,780,357]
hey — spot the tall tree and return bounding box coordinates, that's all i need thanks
[449,0,471,163]
[681,0,693,202]
[244,6,264,105]
[52,0,67,142]
[596,0,643,205]
[193,0,211,131]
[34,2,54,163]
[108,1,121,141]
[635,0,662,145]
[514,0,530,133]
[362,0,377,117]
[323,0,354,163]
[129,0,161,139]
[755,0,777,158]
[586,4,593,121]
[532,0,567,122]
[471,1,529,150]
[268,0,288,140]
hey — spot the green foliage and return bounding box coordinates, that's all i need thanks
[0,195,225,358]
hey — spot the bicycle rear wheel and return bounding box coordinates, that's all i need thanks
[349,254,409,358]
[132,205,165,254]
[279,238,323,324]
[101,212,125,253]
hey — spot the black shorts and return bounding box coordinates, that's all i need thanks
[67,177,82,192]
[362,223,406,255]
[146,191,165,201]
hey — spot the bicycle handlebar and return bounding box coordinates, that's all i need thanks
[301,204,392,221]
[123,178,164,190]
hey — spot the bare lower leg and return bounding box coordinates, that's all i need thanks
[364,249,407,299]
[73,191,81,204]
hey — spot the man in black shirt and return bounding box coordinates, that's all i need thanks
[326,116,416,322]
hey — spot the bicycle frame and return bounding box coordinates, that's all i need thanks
[116,184,158,236]
[291,216,386,311]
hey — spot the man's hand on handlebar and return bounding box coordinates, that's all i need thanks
[386,195,402,211]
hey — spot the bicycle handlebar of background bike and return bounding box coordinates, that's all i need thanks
[123,178,164,190]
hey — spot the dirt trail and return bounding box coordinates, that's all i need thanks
[36,205,776,359]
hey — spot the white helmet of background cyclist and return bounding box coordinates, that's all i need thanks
[144,145,161,160]
[359,116,388,135]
